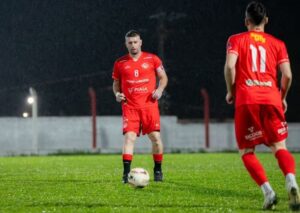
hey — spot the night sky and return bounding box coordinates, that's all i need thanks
[0,0,299,121]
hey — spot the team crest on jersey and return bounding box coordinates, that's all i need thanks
[141,63,149,69]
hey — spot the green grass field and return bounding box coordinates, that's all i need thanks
[0,153,299,212]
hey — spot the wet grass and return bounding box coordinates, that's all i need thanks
[0,153,298,212]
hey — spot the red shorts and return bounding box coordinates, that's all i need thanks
[122,106,160,136]
[235,104,288,149]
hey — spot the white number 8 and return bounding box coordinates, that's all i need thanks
[134,69,139,77]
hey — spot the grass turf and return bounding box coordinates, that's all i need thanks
[0,153,298,212]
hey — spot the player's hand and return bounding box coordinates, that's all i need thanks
[226,92,234,104]
[152,88,163,100]
[282,99,288,113]
[115,92,126,102]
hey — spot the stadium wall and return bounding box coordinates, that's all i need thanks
[0,116,299,156]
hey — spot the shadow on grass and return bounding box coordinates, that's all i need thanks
[162,180,257,199]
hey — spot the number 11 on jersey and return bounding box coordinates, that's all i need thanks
[250,44,266,73]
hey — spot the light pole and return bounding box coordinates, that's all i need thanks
[149,11,186,115]
[28,87,38,154]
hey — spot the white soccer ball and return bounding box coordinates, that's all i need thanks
[128,168,150,188]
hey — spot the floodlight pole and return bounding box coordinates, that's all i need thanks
[29,87,38,154]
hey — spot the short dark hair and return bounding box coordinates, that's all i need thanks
[246,1,267,25]
[125,30,141,38]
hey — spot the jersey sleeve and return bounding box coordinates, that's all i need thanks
[112,61,120,80]
[226,35,239,56]
[152,54,163,70]
[277,41,289,65]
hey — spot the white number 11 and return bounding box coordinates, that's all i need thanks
[250,44,266,73]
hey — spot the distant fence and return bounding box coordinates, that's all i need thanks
[0,116,299,156]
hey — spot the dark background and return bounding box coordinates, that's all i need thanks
[0,0,299,121]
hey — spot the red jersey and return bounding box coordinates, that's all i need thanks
[226,31,289,108]
[112,52,163,109]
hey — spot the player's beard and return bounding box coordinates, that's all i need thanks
[130,49,139,55]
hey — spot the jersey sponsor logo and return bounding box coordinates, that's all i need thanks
[277,122,288,135]
[128,88,134,94]
[128,87,148,94]
[126,79,150,84]
[124,65,131,69]
[245,126,263,141]
[141,63,149,69]
[250,33,266,43]
[245,79,272,87]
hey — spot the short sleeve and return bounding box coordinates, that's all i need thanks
[277,41,289,65]
[152,54,162,70]
[112,61,119,80]
[226,35,239,56]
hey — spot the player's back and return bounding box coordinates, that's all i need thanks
[227,31,289,108]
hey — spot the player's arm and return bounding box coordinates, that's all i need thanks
[224,53,238,104]
[152,66,168,100]
[279,62,292,112]
[113,79,126,102]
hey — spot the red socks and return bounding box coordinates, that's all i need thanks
[242,152,268,186]
[153,154,163,172]
[122,154,133,161]
[275,149,295,175]
[153,154,163,162]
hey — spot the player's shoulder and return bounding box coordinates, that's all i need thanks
[263,32,285,45]
[114,54,130,64]
[142,52,160,60]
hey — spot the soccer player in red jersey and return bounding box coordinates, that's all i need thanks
[224,1,300,211]
[112,30,168,183]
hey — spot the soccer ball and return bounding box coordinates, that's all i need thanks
[128,168,150,188]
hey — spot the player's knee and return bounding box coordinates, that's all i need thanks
[270,140,287,153]
[124,133,137,144]
[151,139,162,147]
[148,132,161,143]
[239,148,255,156]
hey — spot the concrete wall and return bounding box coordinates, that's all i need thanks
[0,116,299,156]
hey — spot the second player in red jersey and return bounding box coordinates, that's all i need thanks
[224,1,299,211]
[227,31,289,108]
[113,52,164,109]
[112,30,168,184]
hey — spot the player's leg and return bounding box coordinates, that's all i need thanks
[141,107,163,181]
[235,105,277,210]
[121,108,140,183]
[148,131,163,181]
[240,148,277,210]
[270,141,300,210]
[122,132,137,183]
[263,105,300,210]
